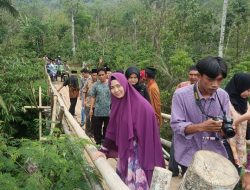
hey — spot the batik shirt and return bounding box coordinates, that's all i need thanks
[83,79,97,107]
[89,80,111,117]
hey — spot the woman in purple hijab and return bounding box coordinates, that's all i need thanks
[99,72,165,189]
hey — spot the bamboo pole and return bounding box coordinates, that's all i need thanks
[58,106,64,124]
[161,113,171,120]
[62,120,103,190]
[160,138,172,148]
[39,86,42,140]
[50,95,58,135]
[23,106,51,110]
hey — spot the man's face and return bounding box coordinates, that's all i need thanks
[106,71,112,79]
[82,72,89,79]
[188,70,200,84]
[98,71,107,82]
[91,73,98,81]
[199,74,223,95]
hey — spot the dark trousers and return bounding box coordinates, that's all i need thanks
[168,139,180,176]
[69,98,77,116]
[92,116,109,144]
[85,107,94,136]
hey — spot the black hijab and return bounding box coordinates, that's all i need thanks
[125,66,141,91]
[225,73,250,114]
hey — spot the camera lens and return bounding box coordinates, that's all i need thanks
[224,127,235,138]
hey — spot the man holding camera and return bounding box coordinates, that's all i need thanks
[171,56,233,174]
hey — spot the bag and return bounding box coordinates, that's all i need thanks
[246,121,250,140]
[69,86,79,98]
[69,76,79,98]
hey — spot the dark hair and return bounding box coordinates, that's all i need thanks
[189,65,198,72]
[97,67,107,74]
[196,56,227,79]
[116,69,124,74]
[105,67,111,72]
[145,67,157,79]
[91,68,98,74]
[81,68,89,73]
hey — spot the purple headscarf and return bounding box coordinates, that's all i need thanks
[106,72,165,184]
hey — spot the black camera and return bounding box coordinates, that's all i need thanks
[213,116,235,138]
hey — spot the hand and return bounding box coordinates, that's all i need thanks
[233,119,240,128]
[201,118,223,132]
[242,172,250,190]
[92,151,106,161]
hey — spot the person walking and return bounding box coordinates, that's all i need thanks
[83,68,98,137]
[145,67,162,127]
[57,70,79,116]
[89,68,111,145]
[94,73,165,189]
[80,68,90,126]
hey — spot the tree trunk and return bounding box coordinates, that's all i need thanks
[150,167,172,190]
[218,0,229,57]
[224,25,233,56]
[179,150,239,190]
[236,26,240,64]
[133,18,137,49]
[71,11,76,56]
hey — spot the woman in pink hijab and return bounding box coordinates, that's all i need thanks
[96,72,165,189]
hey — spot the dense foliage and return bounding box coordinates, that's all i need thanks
[0,135,99,189]
[0,0,249,113]
[0,56,47,138]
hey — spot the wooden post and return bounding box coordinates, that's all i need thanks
[50,94,58,135]
[23,106,51,110]
[23,86,51,140]
[179,150,239,190]
[39,86,42,140]
[58,106,64,124]
[150,167,172,190]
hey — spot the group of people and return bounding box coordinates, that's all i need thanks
[45,56,69,81]
[55,56,250,190]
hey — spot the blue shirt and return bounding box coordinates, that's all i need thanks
[170,84,230,167]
